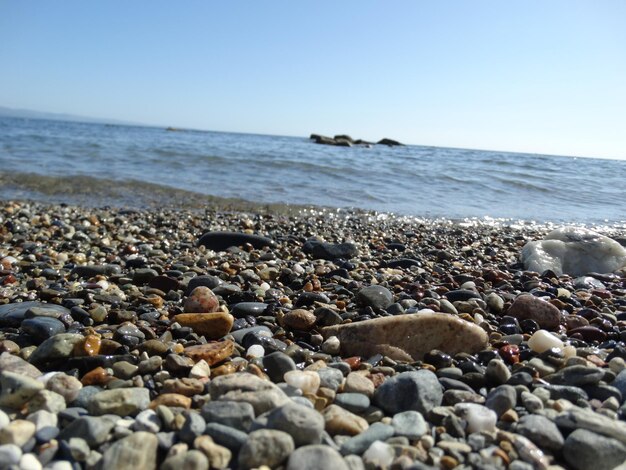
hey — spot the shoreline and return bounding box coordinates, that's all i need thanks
[1,199,626,468]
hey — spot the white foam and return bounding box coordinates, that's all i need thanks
[521,226,626,276]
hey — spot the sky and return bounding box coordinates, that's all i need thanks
[1,1,625,159]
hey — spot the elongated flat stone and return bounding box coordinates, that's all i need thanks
[173,312,233,340]
[198,232,274,251]
[322,313,488,361]
[183,340,234,366]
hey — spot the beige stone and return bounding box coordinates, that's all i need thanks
[322,313,488,361]
[322,404,369,436]
[173,312,233,340]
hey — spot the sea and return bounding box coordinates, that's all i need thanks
[1,117,624,225]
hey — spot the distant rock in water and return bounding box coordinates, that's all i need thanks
[377,138,403,146]
[309,134,399,147]
[521,227,626,276]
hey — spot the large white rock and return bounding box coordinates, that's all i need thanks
[521,227,626,276]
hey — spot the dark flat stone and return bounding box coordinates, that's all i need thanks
[198,232,274,251]
[22,317,66,342]
[0,302,70,327]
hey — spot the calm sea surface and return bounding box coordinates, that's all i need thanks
[0,117,624,224]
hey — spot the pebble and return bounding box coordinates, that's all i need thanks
[161,449,209,470]
[0,371,44,409]
[322,404,369,436]
[287,444,350,470]
[282,309,317,330]
[98,431,158,470]
[88,388,150,416]
[323,313,488,361]
[238,429,295,469]
[201,403,252,433]
[204,422,248,452]
[515,414,564,451]
[184,286,220,313]
[193,436,232,469]
[391,410,429,439]
[507,294,562,330]
[455,403,497,433]
[373,370,443,415]
[334,393,370,414]
[284,370,320,395]
[362,440,395,468]
[0,444,22,467]
[0,419,36,447]
[521,226,626,276]
[528,329,564,353]
[339,422,394,455]
[356,285,394,309]
[173,312,234,339]
[266,402,325,446]
[485,384,517,417]
[563,428,626,470]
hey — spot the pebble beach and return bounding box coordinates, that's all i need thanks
[1,200,626,470]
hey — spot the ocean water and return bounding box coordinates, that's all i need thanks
[0,117,624,224]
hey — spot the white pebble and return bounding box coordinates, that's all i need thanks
[189,359,211,379]
[20,452,43,470]
[455,403,497,433]
[246,344,265,359]
[321,336,341,355]
[283,370,320,394]
[0,444,22,466]
[528,330,564,353]
[363,440,395,468]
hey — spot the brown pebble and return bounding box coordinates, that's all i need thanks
[73,335,101,357]
[183,340,234,366]
[282,309,317,330]
[184,286,219,313]
[149,393,192,409]
[162,378,205,397]
[99,339,123,355]
[212,363,238,377]
[173,312,234,340]
[440,456,459,470]
[81,367,111,386]
[0,340,19,354]
[507,294,562,330]
[322,313,489,361]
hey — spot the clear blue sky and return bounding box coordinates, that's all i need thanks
[1,1,625,159]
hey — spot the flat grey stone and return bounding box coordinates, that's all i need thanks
[334,393,370,414]
[238,429,294,469]
[204,422,247,452]
[546,365,604,386]
[266,402,325,447]
[556,408,626,444]
[564,428,626,470]
[485,384,517,417]
[0,352,42,378]
[373,370,442,415]
[317,368,344,392]
[263,351,297,383]
[391,411,429,439]
[88,388,150,417]
[58,415,117,447]
[201,400,255,432]
[97,431,157,470]
[287,444,350,470]
[0,371,44,409]
[179,412,205,443]
[356,286,393,309]
[28,333,84,365]
[515,414,564,451]
[339,422,394,455]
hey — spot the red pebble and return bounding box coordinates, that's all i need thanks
[499,344,520,364]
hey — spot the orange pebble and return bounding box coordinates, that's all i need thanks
[81,367,111,386]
